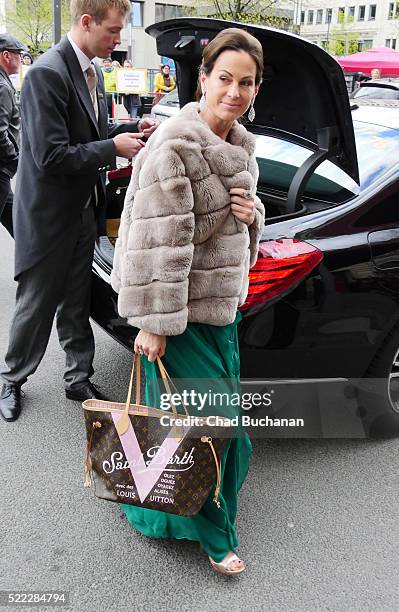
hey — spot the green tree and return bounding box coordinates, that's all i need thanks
[185,0,293,30]
[3,0,71,55]
[328,12,360,56]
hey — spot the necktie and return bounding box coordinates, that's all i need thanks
[84,63,99,208]
[86,63,98,121]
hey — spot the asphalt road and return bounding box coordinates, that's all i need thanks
[1,224,399,612]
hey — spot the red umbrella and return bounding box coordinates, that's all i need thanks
[337,47,399,76]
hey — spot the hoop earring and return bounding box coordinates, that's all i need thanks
[248,101,255,122]
[199,92,206,112]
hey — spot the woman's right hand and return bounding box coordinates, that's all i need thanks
[134,330,166,363]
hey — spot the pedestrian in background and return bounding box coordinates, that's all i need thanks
[0,34,25,237]
[101,56,117,117]
[21,52,32,66]
[371,67,381,79]
[122,59,141,119]
[112,28,264,576]
[0,0,158,423]
[152,63,175,105]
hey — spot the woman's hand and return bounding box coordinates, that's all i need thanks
[134,330,166,363]
[229,188,256,226]
[137,117,159,138]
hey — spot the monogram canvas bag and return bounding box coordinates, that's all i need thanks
[82,355,229,516]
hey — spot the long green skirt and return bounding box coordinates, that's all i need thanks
[120,312,252,562]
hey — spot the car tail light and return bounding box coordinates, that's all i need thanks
[108,164,133,182]
[240,239,323,311]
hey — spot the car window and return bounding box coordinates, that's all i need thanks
[353,121,399,189]
[158,90,179,105]
[255,121,399,201]
[353,86,399,100]
[255,135,358,201]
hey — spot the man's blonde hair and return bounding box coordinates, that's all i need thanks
[70,0,131,24]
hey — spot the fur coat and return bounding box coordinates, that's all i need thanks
[111,102,265,336]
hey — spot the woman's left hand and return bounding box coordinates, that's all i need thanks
[229,188,256,226]
[134,330,166,363]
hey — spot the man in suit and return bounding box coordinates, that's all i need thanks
[0,34,26,236]
[0,0,157,422]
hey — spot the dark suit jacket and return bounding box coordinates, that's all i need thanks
[0,67,20,178]
[13,36,138,279]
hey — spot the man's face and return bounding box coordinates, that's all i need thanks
[84,8,125,59]
[2,50,21,75]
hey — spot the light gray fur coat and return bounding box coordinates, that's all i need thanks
[111,102,265,336]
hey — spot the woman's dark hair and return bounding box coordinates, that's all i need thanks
[196,28,263,100]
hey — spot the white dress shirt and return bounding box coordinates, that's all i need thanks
[67,32,92,74]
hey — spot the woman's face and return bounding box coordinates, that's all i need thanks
[22,55,31,65]
[200,50,259,123]
[162,65,170,75]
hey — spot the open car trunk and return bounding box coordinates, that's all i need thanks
[101,18,360,254]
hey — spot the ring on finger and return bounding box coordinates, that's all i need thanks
[243,190,252,200]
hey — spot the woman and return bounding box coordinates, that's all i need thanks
[152,64,176,105]
[21,52,32,66]
[112,28,265,576]
[122,59,141,119]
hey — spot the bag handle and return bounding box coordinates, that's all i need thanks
[157,358,189,418]
[125,352,140,409]
[116,353,187,436]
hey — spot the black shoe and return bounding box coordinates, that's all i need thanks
[65,381,109,402]
[0,383,23,422]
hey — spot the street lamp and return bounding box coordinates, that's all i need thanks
[127,15,134,61]
[52,0,61,45]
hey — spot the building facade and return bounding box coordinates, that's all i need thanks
[118,0,189,68]
[298,0,399,51]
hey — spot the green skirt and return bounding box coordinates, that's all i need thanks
[120,312,252,562]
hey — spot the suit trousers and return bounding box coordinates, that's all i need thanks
[1,204,97,390]
[0,171,14,237]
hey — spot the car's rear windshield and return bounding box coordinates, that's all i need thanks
[353,86,399,100]
[255,121,399,201]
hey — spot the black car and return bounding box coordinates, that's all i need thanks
[91,18,399,438]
